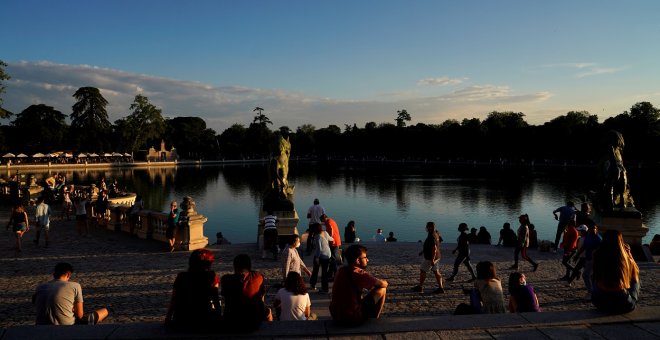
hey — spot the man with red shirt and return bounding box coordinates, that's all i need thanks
[559,219,579,281]
[321,214,342,278]
[330,244,388,326]
[221,254,269,330]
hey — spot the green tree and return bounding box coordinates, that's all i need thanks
[70,87,111,151]
[252,106,272,126]
[0,60,11,118]
[11,104,68,152]
[278,126,292,137]
[395,109,411,127]
[166,117,219,159]
[117,94,165,152]
[218,123,247,158]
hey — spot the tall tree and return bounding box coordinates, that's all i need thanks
[166,116,219,159]
[120,94,165,152]
[70,87,111,151]
[11,104,68,152]
[0,60,11,118]
[252,106,272,126]
[395,109,411,127]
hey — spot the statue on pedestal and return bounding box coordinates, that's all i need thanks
[263,136,295,212]
[599,130,634,212]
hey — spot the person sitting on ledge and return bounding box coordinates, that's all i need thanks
[33,262,110,325]
[508,272,540,312]
[373,228,386,242]
[165,249,221,330]
[386,231,397,242]
[330,244,388,326]
[591,229,640,314]
[649,234,660,255]
[221,254,271,331]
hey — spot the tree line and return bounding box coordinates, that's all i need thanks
[0,61,659,164]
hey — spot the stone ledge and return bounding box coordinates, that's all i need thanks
[1,307,658,340]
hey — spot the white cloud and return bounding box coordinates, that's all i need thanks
[417,76,465,86]
[540,62,628,78]
[576,66,628,78]
[2,61,555,131]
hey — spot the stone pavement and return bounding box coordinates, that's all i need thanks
[1,212,659,338]
[1,307,659,339]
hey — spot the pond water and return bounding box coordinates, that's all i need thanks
[10,162,660,244]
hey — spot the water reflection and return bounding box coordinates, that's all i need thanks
[9,163,659,244]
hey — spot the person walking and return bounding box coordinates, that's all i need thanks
[73,194,89,236]
[511,214,539,272]
[309,225,332,293]
[280,234,311,282]
[6,203,29,253]
[577,224,602,300]
[559,219,579,280]
[321,214,342,278]
[33,196,52,247]
[552,201,577,252]
[412,222,445,293]
[447,223,476,282]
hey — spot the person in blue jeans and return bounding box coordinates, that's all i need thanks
[310,224,332,293]
[591,229,640,314]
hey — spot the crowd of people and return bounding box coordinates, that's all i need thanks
[23,197,647,332]
[4,174,130,253]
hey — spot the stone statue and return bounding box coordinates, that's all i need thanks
[272,136,294,196]
[600,130,634,211]
[263,136,295,212]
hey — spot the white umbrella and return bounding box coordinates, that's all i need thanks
[17,153,28,158]
[123,153,132,157]
[2,153,15,158]
[32,153,45,158]
[45,153,57,158]
[77,153,87,158]
[112,152,123,157]
[103,153,112,157]
[64,153,73,158]
[88,153,99,157]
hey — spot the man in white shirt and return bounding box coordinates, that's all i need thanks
[34,196,52,247]
[306,198,325,254]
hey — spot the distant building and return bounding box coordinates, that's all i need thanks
[147,140,178,162]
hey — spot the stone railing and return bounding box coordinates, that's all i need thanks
[87,196,208,251]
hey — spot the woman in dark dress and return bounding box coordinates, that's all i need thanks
[165,249,221,330]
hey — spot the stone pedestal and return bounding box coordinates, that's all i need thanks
[257,210,299,249]
[595,207,651,261]
[179,213,209,251]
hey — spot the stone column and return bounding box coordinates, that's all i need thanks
[177,196,208,251]
[595,207,651,261]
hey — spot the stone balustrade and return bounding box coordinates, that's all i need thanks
[86,197,208,251]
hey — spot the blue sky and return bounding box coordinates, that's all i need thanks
[2,0,659,133]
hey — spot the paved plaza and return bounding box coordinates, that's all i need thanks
[1,211,658,338]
